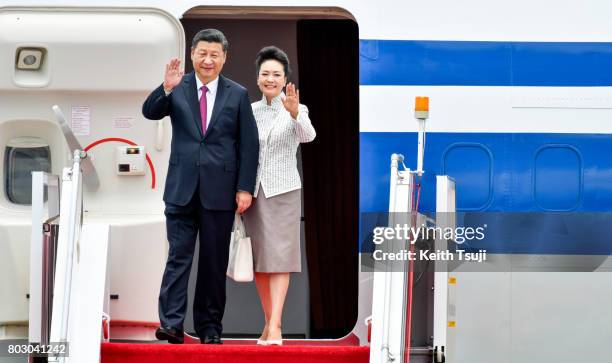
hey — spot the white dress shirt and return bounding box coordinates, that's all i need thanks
[251,93,316,198]
[195,75,219,131]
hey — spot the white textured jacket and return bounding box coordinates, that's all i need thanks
[251,93,316,198]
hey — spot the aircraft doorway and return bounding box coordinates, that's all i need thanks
[180,8,359,339]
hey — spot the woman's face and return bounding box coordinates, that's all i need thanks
[258,59,287,99]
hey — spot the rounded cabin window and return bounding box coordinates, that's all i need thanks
[4,137,52,205]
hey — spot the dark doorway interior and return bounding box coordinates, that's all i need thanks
[180,13,358,339]
[296,19,359,339]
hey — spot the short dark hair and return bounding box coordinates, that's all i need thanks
[191,29,228,52]
[255,46,291,78]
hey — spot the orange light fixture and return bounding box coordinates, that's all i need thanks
[415,96,429,112]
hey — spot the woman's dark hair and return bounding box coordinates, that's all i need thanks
[255,46,291,78]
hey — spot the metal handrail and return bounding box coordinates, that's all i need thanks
[29,171,60,356]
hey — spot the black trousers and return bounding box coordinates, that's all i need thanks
[158,190,234,337]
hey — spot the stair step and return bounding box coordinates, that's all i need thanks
[101,343,370,363]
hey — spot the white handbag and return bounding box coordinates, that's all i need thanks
[226,214,254,282]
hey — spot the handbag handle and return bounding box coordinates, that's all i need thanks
[233,214,247,239]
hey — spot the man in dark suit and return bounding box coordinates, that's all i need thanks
[142,29,258,344]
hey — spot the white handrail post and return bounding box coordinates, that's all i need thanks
[49,150,86,363]
[433,176,456,363]
[370,154,413,363]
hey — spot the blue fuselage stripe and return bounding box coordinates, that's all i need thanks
[359,40,612,86]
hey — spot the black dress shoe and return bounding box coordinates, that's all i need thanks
[155,326,184,344]
[201,335,222,344]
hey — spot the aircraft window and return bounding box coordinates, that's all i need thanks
[4,137,51,205]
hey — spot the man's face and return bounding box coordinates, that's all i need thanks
[191,41,226,84]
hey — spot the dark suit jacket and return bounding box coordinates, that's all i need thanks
[142,73,259,211]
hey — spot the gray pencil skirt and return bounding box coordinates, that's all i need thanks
[242,184,301,273]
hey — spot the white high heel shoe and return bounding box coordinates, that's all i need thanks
[266,339,282,346]
[266,330,282,346]
[257,326,269,345]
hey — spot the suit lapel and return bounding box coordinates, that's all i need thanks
[204,75,231,140]
[185,72,203,137]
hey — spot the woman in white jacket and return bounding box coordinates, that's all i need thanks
[243,46,316,346]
